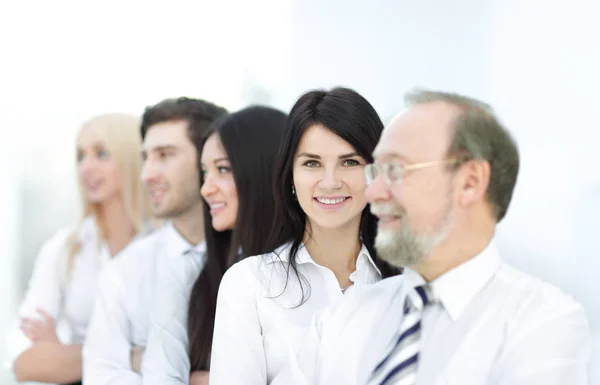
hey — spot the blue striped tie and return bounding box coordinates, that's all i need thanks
[367,284,436,385]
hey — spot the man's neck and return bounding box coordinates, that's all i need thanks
[172,203,205,245]
[414,225,496,282]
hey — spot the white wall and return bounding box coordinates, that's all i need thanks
[286,0,492,119]
[487,0,600,380]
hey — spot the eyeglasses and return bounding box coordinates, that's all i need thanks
[364,159,459,185]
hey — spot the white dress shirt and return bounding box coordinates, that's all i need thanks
[141,241,206,385]
[279,239,591,385]
[83,222,205,385]
[209,242,382,385]
[4,217,113,371]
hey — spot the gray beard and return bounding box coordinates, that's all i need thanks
[375,205,454,269]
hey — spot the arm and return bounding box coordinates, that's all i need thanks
[142,252,204,385]
[14,343,82,383]
[83,264,142,385]
[209,261,267,385]
[6,229,83,383]
[495,297,591,385]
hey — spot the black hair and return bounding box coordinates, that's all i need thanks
[187,106,287,371]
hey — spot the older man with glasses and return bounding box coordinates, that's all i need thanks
[276,88,591,385]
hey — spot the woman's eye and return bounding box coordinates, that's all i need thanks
[304,160,320,168]
[217,166,231,174]
[343,159,360,167]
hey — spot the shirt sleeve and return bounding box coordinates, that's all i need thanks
[142,252,204,385]
[83,261,141,385]
[4,228,69,370]
[209,260,267,385]
[494,292,591,385]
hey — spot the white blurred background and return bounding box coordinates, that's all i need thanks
[1,0,598,383]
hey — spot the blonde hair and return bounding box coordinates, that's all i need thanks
[65,113,153,278]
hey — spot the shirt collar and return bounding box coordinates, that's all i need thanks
[164,221,206,260]
[265,242,381,276]
[403,238,501,321]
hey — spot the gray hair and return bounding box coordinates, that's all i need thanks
[404,88,519,222]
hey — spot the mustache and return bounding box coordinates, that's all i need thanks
[370,202,404,217]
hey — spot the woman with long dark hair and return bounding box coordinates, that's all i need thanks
[142,106,287,385]
[209,87,402,384]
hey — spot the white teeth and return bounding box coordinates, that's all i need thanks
[316,197,346,205]
[210,203,225,208]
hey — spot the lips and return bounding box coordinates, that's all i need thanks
[208,202,226,215]
[83,179,103,192]
[148,186,167,203]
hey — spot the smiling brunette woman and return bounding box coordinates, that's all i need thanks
[209,87,402,385]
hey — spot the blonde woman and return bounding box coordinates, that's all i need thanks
[5,114,153,384]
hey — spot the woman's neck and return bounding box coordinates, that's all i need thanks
[303,219,362,289]
[96,196,136,257]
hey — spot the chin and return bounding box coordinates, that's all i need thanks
[311,216,356,231]
[211,218,234,233]
[85,192,109,204]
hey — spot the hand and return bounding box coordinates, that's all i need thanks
[130,345,145,374]
[190,370,209,385]
[20,309,59,344]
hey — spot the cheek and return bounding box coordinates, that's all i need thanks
[293,169,318,199]
[223,179,239,212]
[104,163,122,189]
[348,171,367,201]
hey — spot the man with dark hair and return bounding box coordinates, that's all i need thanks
[280,89,590,385]
[83,97,227,385]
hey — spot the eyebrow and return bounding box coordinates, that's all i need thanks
[296,152,360,160]
[141,145,178,157]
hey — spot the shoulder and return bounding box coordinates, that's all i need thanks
[33,226,73,270]
[220,245,292,292]
[345,274,405,306]
[100,227,167,284]
[112,227,167,266]
[320,274,405,326]
[497,264,589,334]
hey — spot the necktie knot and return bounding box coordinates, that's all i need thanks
[404,284,436,314]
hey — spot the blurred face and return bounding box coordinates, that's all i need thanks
[200,134,238,231]
[293,125,368,232]
[141,120,202,219]
[77,127,121,204]
[366,102,461,268]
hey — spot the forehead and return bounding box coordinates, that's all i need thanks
[77,126,105,148]
[143,120,191,150]
[296,124,355,155]
[201,133,227,161]
[374,101,460,163]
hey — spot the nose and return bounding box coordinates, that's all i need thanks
[318,167,343,191]
[140,159,159,185]
[200,172,218,199]
[365,174,392,204]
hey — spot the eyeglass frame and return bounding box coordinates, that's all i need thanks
[364,158,463,186]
